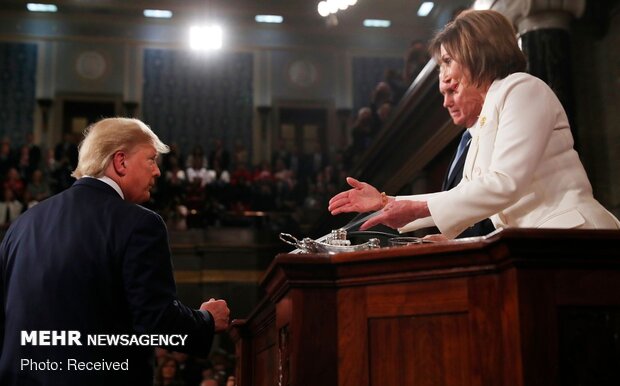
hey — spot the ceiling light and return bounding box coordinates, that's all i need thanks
[143,9,173,18]
[326,0,339,14]
[26,3,57,12]
[255,15,283,23]
[318,0,357,18]
[190,25,222,51]
[417,2,434,17]
[318,1,330,17]
[363,19,391,28]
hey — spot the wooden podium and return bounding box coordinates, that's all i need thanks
[229,229,620,386]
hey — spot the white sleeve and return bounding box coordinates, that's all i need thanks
[394,192,442,233]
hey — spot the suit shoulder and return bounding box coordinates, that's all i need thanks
[489,73,557,108]
[131,204,166,226]
[17,188,164,228]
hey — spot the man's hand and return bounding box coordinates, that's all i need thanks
[328,177,385,215]
[200,299,230,333]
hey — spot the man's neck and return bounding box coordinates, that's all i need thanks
[94,175,124,199]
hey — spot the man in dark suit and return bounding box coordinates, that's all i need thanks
[439,76,495,238]
[441,129,495,238]
[0,118,230,386]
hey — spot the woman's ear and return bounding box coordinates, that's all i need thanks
[112,151,128,176]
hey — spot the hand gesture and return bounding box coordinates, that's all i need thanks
[328,177,383,215]
[200,298,230,333]
[422,234,449,242]
[360,200,430,230]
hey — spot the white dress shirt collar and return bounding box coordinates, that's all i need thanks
[92,175,124,199]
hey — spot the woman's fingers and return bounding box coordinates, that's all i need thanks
[346,176,362,189]
[328,191,350,207]
[328,194,351,212]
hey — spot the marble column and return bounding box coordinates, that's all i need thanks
[492,0,586,143]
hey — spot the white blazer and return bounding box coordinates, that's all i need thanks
[398,73,620,239]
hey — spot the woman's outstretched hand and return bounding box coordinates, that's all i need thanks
[328,177,384,215]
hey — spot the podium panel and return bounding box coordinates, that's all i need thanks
[230,229,620,386]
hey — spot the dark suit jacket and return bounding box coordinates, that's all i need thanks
[443,131,495,238]
[0,178,214,386]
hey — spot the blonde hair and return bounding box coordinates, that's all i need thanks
[429,9,526,87]
[72,117,169,179]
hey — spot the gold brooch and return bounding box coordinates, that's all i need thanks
[479,116,486,127]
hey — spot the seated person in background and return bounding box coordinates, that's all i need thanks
[348,107,374,160]
[185,144,208,170]
[0,188,23,230]
[154,355,184,386]
[206,159,231,186]
[0,139,16,178]
[24,169,52,208]
[404,40,430,87]
[208,138,230,172]
[187,156,210,188]
[329,10,620,239]
[3,168,24,201]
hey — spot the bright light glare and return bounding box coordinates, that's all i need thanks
[363,19,391,28]
[319,0,357,17]
[337,0,349,10]
[190,26,223,50]
[255,15,284,23]
[26,3,57,12]
[417,2,434,17]
[143,9,173,18]
[318,1,329,17]
[326,0,339,14]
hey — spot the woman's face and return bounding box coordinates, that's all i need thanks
[438,46,482,128]
[439,45,465,85]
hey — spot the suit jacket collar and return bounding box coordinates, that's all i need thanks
[463,78,501,180]
[442,137,470,190]
[72,177,124,199]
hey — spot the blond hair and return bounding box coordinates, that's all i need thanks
[72,117,169,179]
[429,9,526,87]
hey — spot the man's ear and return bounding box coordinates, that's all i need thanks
[112,151,128,176]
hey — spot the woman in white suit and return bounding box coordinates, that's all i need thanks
[328,10,619,239]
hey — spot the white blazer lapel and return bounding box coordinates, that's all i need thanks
[462,125,480,181]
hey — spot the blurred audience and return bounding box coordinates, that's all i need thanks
[152,349,234,386]
[0,187,23,230]
[0,35,428,235]
[154,355,185,386]
[25,169,51,208]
